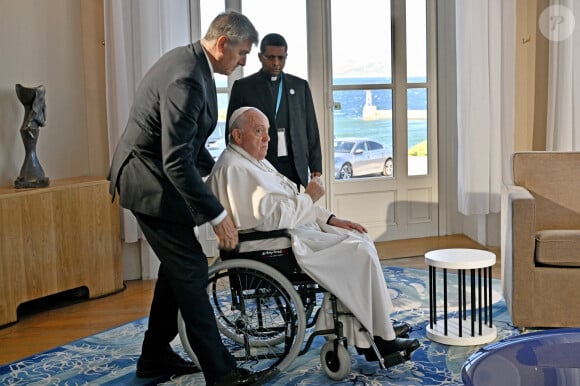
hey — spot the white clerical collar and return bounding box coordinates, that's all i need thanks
[270,76,278,81]
[229,143,257,161]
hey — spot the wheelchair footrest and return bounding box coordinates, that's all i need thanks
[355,347,408,367]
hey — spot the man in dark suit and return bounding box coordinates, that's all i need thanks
[225,33,322,189]
[108,11,275,386]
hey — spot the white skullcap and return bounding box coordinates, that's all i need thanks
[229,106,256,130]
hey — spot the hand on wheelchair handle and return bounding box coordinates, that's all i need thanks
[305,177,325,202]
[213,215,239,250]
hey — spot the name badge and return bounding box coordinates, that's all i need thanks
[277,128,288,157]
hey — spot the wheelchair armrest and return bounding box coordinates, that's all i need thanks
[238,229,292,242]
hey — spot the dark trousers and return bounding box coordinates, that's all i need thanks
[134,212,235,384]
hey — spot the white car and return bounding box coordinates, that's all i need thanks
[334,137,394,179]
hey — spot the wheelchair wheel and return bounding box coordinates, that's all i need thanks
[320,340,352,381]
[178,259,306,373]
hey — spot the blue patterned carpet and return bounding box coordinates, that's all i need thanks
[0,267,520,385]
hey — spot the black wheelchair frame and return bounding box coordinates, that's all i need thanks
[177,229,389,380]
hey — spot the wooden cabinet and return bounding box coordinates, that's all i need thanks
[0,177,123,327]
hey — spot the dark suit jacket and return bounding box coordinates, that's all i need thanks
[108,41,223,226]
[225,71,322,187]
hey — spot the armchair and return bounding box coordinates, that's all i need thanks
[502,152,580,328]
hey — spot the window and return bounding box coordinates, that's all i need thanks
[239,0,307,79]
[199,0,307,161]
[200,0,227,159]
[331,0,430,180]
[195,0,431,176]
[368,141,382,151]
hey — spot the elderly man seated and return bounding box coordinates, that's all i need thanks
[206,106,420,364]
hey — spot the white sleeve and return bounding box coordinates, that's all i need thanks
[314,205,333,226]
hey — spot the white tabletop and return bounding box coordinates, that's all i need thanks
[424,248,496,269]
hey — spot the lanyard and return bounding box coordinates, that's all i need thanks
[275,74,284,120]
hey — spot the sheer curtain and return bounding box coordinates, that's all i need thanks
[546,1,580,150]
[104,0,190,278]
[455,0,515,216]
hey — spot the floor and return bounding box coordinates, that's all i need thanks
[0,234,500,366]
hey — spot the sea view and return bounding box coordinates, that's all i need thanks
[216,77,429,155]
[332,77,428,154]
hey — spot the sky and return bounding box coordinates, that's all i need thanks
[201,0,427,81]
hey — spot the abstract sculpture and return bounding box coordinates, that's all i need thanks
[14,83,50,188]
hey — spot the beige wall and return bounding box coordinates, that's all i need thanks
[0,0,107,187]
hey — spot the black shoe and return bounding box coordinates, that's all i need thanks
[393,321,411,338]
[136,350,201,378]
[355,345,379,361]
[215,367,280,386]
[356,336,420,363]
[377,337,420,358]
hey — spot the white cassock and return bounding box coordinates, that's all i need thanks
[206,144,396,347]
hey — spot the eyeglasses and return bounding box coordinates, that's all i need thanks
[261,54,287,62]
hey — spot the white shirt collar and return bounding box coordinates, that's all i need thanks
[201,44,215,79]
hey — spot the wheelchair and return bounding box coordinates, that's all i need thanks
[177,229,411,381]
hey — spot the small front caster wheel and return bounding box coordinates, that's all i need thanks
[320,340,351,380]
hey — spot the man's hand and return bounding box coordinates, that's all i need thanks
[328,216,368,233]
[305,176,325,202]
[213,216,238,250]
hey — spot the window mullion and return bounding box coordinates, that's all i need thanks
[392,0,408,175]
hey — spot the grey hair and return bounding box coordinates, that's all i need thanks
[203,10,259,47]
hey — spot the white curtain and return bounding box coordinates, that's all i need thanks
[104,0,191,278]
[546,1,580,150]
[455,0,515,215]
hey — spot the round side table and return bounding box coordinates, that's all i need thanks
[425,248,497,346]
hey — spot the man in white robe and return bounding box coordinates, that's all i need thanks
[206,106,419,362]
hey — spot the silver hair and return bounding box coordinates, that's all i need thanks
[203,10,259,47]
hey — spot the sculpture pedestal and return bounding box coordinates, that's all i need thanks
[14,176,49,189]
[0,177,123,327]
